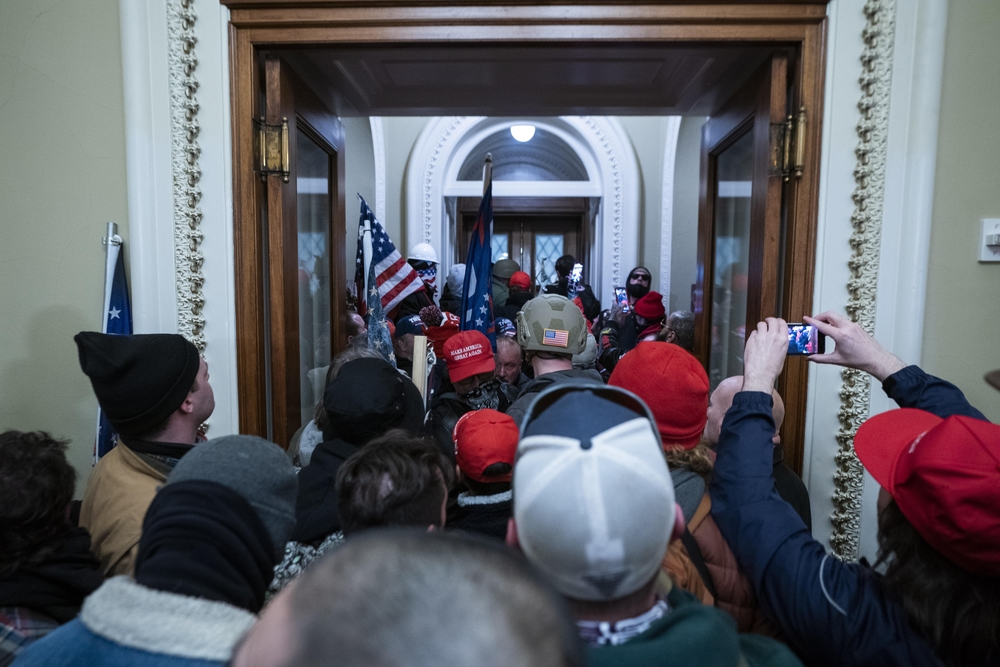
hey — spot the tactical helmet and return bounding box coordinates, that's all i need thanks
[408,242,439,264]
[492,258,520,280]
[516,294,588,356]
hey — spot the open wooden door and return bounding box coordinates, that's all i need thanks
[237,55,346,448]
[694,52,810,472]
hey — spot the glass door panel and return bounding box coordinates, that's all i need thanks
[708,132,753,387]
[296,129,332,426]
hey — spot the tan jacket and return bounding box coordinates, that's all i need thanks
[79,443,167,576]
[662,493,777,636]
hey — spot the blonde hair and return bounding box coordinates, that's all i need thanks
[663,437,714,478]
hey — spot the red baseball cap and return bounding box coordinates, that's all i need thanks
[854,409,1000,576]
[509,271,531,290]
[633,292,666,320]
[608,342,708,449]
[452,409,518,482]
[443,330,495,383]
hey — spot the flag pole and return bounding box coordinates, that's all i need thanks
[101,222,122,334]
[358,193,374,293]
[483,152,493,195]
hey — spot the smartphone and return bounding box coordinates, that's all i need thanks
[787,323,825,355]
[568,263,584,293]
[613,286,630,313]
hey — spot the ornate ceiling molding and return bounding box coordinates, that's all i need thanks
[830,0,897,562]
[166,0,206,352]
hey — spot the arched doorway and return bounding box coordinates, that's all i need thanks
[405,116,640,302]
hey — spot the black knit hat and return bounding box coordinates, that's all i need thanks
[323,357,425,445]
[75,332,200,436]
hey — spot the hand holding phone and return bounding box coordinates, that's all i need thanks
[613,287,629,314]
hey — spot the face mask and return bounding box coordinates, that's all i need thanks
[463,378,501,411]
[626,281,650,299]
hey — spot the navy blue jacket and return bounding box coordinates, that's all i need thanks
[710,366,987,667]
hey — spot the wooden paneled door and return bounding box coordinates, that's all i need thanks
[694,52,811,472]
[238,55,346,448]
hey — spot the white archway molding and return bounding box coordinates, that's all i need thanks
[659,116,683,303]
[405,116,640,302]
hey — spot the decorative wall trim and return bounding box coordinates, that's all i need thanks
[659,117,682,302]
[405,116,639,302]
[166,0,206,352]
[830,0,897,561]
[370,117,386,221]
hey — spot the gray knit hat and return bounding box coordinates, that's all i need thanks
[167,435,298,558]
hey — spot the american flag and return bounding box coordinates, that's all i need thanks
[460,181,496,349]
[543,328,569,348]
[355,197,423,316]
[96,235,132,462]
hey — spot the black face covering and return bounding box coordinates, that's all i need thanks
[626,267,652,299]
[463,378,501,411]
[134,481,276,613]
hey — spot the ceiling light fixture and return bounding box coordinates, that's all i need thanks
[510,124,536,142]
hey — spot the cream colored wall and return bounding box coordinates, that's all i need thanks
[384,116,433,250]
[922,0,1000,420]
[670,116,707,314]
[341,117,376,280]
[0,0,129,496]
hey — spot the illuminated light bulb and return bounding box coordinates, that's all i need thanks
[510,125,536,142]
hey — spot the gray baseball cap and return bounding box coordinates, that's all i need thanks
[513,384,676,602]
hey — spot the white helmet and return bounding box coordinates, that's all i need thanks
[408,242,439,264]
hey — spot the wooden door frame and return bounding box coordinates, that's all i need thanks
[225,2,827,474]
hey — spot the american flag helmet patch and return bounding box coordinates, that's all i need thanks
[543,328,570,347]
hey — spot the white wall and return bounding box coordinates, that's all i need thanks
[670,116,707,313]
[0,0,129,495]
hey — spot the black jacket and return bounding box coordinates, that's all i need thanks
[430,390,512,463]
[447,492,512,541]
[496,290,531,321]
[440,285,461,316]
[597,315,639,374]
[291,438,359,545]
[504,368,605,426]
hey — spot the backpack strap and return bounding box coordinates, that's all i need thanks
[679,528,718,605]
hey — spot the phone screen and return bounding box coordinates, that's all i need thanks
[613,287,629,313]
[568,263,584,292]
[787,324,823,355]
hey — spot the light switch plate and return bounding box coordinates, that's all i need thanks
[980,219,1000,262]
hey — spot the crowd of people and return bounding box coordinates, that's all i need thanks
[1,249,998,667]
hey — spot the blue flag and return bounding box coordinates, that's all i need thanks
[96,243,132,460]
[460,182,496,349]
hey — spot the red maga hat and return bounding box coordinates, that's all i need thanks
[443,330,495,383]
[452,409,518,482]
[854,409,1000,576]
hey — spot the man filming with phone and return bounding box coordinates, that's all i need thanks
[709,311,999,667]
[597,266,663,373]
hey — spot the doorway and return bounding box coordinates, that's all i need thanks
[225,2,828,472]
[458,197,592,288]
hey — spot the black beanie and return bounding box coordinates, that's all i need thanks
[323,358,425,445]
[75,332,200,436]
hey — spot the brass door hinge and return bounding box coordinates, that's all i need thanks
[254,116,289,182]
[780,106,807,182]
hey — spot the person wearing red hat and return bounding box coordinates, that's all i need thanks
[446,409,518,540]
[429,331,512,462]
[598,290,667,374]
[609,343,775,636]
[496,271,533,322]
[711,312,998,667]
